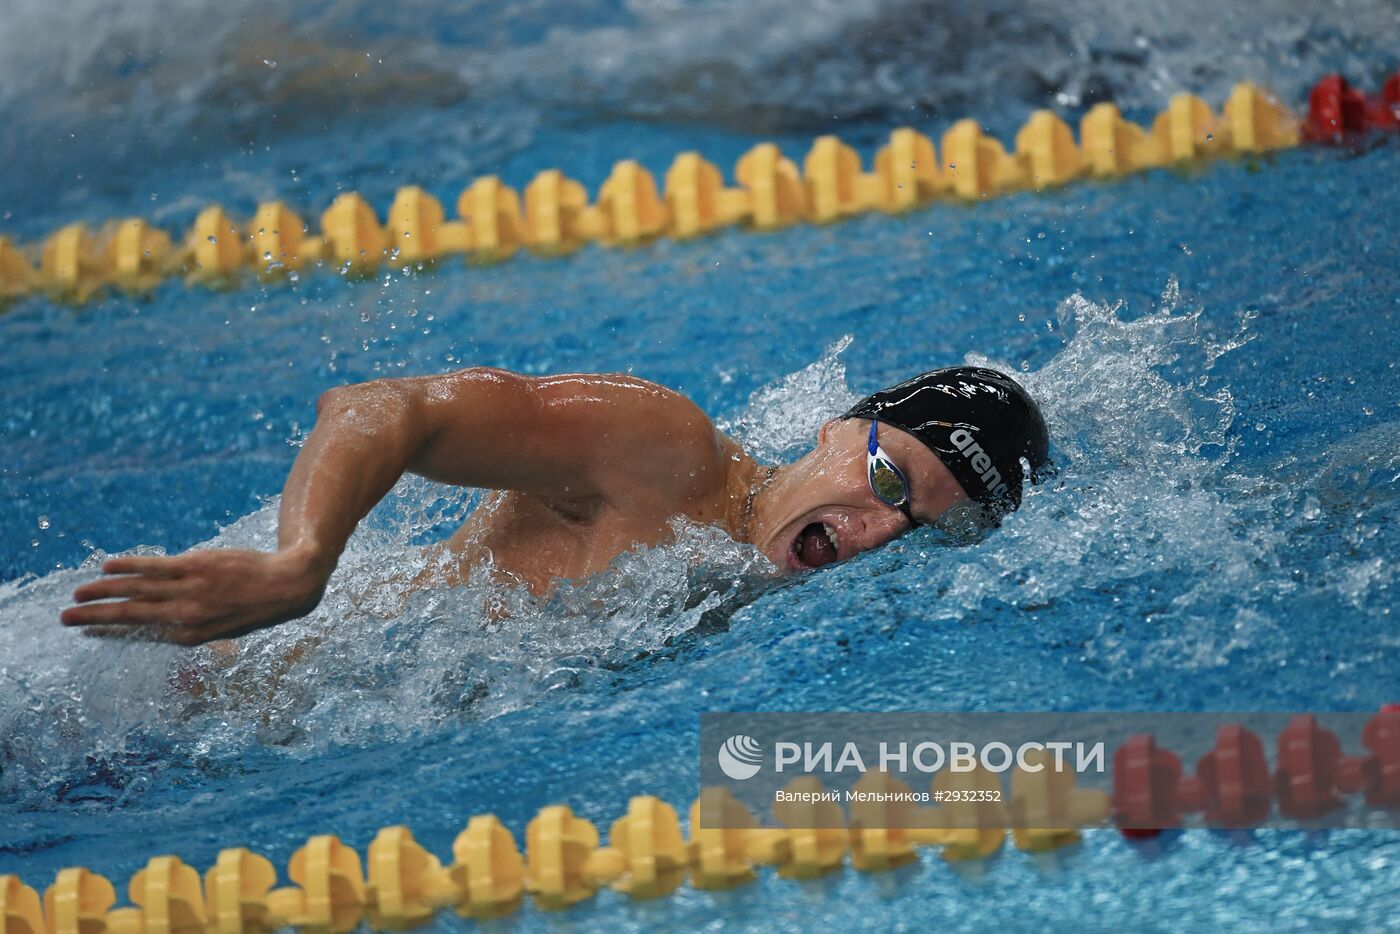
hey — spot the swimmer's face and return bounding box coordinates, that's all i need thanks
[758,417,973,573]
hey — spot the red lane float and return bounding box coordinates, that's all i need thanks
[1304,71,1400,140]
[1112,734,1182,837]
[1114,706,1400,838]
[1275,715,1344,820]
[1194,725,1272,826]
[1337,707,1400,808]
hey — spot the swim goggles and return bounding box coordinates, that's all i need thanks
[867,420,920,527]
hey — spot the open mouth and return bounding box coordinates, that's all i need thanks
[791,521,840,569]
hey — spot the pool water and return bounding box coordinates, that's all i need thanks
[2,1,1399,929]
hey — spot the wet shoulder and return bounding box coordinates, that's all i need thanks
[533,372,725,504]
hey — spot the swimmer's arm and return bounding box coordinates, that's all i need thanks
[62,377,430,644]
[63,368,718,644]
[399,368,722,505]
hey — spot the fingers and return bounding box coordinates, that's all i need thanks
[101,556,185,578]
[77,624,148,640]
[72,575,190,604]
[61,599,195,629]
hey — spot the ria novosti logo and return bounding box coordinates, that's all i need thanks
[717,734,763,780]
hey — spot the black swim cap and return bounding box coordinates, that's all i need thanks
[843,366,1049,518]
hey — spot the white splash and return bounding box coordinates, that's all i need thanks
[718,334,857,463]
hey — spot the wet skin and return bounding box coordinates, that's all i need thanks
[61,368,971,645]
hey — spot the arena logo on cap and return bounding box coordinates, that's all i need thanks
[948,428,1009,500]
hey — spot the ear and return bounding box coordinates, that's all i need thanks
[816,417,841,446]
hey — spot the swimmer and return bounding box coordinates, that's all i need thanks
[61,365,1048,644]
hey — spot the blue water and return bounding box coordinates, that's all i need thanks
[3,1,1400,929]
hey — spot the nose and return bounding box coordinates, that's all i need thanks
[863,506,911,548]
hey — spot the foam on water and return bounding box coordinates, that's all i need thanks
[0,496,774,794]
[954,285,1286,672]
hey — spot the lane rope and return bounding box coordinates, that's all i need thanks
[2,708,1396,928]
[8,77,1380,307]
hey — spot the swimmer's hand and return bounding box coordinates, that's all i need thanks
[60,546,328,645]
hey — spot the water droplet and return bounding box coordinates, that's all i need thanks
[1302,495,1322,521]
[37,516,50,530]
[263,58,277,68]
